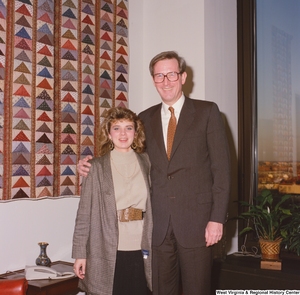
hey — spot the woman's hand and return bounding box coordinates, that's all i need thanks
[73,259,86,279]
[77,155,93,176]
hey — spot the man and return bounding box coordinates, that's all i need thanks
[78,51,231,295]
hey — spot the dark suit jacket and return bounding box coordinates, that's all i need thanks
[139,97,231,248]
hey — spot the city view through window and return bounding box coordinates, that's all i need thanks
[257,0,300,195]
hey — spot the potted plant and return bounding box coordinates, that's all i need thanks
[238,189,294,260]
[281,201,300,256]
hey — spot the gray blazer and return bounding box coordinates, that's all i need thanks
[139,97,231,248]
[72,152,152,295]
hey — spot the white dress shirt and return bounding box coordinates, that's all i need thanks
[161,93,185,150]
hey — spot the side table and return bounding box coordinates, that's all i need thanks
[0,261,80,295]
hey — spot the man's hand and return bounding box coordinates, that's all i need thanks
[205,221,223,247]
[77,155,93,177]
[73,259,86,279]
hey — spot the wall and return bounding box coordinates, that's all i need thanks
[0,197,79,273]
[0,0,238,283]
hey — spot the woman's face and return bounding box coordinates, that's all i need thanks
[109,119,136,152]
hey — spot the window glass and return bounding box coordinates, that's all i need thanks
[257,0,300,195]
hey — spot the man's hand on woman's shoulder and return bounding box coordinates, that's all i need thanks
[77,155,93,176]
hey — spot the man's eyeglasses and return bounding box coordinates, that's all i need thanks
[153,72,181,83]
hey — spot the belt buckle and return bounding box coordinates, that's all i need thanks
[118,207,143,222]
[119,208,130,222]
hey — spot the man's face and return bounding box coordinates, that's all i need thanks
[152,58,187,106]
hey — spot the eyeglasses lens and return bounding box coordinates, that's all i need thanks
[154,72,180,83]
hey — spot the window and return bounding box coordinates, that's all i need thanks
[237,0,300,248]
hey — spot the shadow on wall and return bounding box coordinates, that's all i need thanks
[182,66,194,97]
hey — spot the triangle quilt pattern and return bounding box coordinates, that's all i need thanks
[1,0,129,200]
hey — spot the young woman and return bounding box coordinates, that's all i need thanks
[72,107,152,295]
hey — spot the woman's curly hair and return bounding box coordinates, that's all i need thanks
[97,107,146,156]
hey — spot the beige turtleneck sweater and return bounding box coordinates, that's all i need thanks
[110,149,147,250]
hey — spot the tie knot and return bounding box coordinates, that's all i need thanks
[169,106,175,114]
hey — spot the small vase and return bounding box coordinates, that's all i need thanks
[259,238,281,261]
[36,242,51,267]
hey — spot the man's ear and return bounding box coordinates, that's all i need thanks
[181,72,187,85]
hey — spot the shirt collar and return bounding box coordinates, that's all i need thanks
[162,93,185,115]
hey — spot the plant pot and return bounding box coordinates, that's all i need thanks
[259,238,281,261]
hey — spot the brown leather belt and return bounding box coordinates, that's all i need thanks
[117,207,144,222]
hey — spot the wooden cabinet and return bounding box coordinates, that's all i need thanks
[211,254,300,293]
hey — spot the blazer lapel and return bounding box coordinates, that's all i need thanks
[136,154,151,190]
[102,153,114,188]
[101,153,118,214]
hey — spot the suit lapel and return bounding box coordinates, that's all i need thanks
[170,98,195,159]
[147,99,195,162]
[150,105,168,160]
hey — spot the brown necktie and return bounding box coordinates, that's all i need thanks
[167,107,177,160]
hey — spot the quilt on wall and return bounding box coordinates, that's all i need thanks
[0,0,129,200]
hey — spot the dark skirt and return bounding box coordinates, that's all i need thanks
[112,250,149,295]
